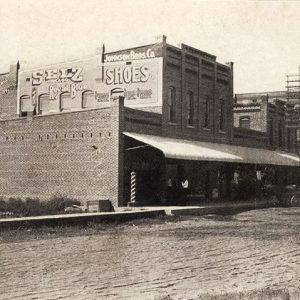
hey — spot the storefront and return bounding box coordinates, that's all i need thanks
[123,132,300,206]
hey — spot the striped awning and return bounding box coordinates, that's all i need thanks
[124,132,300,167]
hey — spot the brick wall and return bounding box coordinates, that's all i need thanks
[233,97,292,151]
[0,64,19,120]
[124,107,162,136]
[0,99,124,207]
[233,103,266,132]
[162,43,233,143]
[233,127,268,148]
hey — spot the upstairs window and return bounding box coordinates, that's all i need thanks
[168,86,176,123]
[287,128,292,150]
[219,98,225,131]
[203,95,210,128]
[187,91,194,126]
[239,116,250,129]
[297,129,300,142]
[269,118,274,146]
[278,120,283,147]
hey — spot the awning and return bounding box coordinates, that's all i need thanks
[124,132,300,167]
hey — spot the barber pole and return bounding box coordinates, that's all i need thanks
[130,171,136,203]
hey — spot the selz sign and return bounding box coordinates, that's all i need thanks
[29,67,88,101]
[31,68,83,85]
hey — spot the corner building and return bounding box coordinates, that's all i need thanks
[0,36,299,207]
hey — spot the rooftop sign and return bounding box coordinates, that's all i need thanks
[104,44,162,63]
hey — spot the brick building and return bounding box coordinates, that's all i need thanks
[233,92,298,153]
[0,36,299,207]
[0,63,19,121]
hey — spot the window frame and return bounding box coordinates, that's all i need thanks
[219,98,226,131]
[239,116,251,129]
[38,94,50,115]
[278,119,283,147]
[269,117,274,146]
[82,90,94,109]
[59,92,71,112]
[167,86,176,123]
[203,95,210,128]
[186,91,195,127]
[19,95,30,117]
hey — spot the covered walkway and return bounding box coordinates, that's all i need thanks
[124,132,300,166]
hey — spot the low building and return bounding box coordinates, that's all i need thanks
[0,36,299,207]
[233,92,298,153]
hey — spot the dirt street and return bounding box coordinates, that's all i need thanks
[0,207,299,299]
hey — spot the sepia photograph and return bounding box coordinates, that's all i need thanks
[0,1,299,299]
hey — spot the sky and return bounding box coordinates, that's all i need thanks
[0,0,299,93]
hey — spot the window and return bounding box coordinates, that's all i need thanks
[168,86,176,123]
[219,99,225,131]
[278,120,283,147]
[203,95,210,128]
[82,91,94,109]
[239,116,250,129]
[60,93,71,112]
[269,118,274,146]
[38,94,49,115]
[297,129,300,142]
[186,91,194,126]
[287,128,292,150]
[20,95,30,117]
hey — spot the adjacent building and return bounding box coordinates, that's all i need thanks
[233,91,298,153]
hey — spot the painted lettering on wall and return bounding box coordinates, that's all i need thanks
[104,48,155,63]
[49,83,88,100]
[105,65,149,85]
[124,88,152,100]
[32,68,83,85]
[95,92,110,102]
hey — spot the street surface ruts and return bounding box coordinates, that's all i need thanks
[0,207,299,299]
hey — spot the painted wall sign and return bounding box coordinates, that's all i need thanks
[105,65,149,85]
[32,68,83,85]
[18,58,96,114]
[104,44,162,63]
[49,83,88,100]
[18,49,163,115]
[95,58,162,106]
[105,48,155,63]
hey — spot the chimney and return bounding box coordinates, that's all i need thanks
[155,35,166,45]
